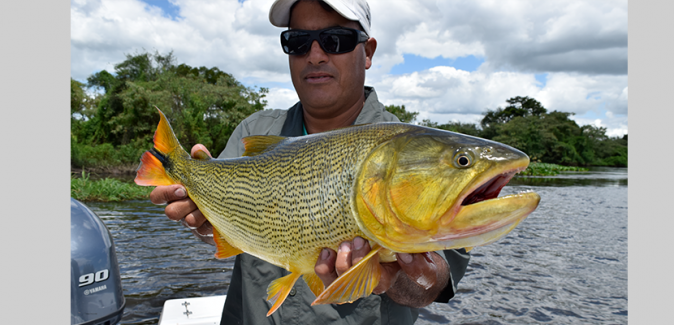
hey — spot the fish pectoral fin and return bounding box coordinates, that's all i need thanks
[312,246,383,306]
[241,135,286,157]
[213,227,243,259]
[266,272,302,316]
[303,272,325,298]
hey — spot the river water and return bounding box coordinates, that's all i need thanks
[86,167,627,324]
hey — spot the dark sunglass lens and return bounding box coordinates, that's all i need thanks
[282,31,311,54]
[320,28,357,53]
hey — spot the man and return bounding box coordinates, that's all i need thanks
[150,0,470,323]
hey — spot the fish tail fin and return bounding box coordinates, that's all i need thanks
[312,246,383,305]
[266,272,302,316]
[135,107,187,186]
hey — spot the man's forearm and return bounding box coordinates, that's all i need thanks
[385,252,450,308]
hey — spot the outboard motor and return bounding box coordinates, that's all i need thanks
[71,198,126,325]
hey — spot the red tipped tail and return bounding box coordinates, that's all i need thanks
[134,107,183,186]
[135,151,174,186]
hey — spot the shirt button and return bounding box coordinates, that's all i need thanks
[289,288,296,296]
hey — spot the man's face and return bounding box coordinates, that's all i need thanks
[288,0,375,118]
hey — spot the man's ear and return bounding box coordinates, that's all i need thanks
[364,37,377,70]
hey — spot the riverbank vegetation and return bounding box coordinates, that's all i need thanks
[519,163,588,176]
[71,51,626,201]
[71,172,153,202]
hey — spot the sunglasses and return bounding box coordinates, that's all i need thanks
[280,27,369,55]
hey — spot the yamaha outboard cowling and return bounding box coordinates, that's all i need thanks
[71,198,125,325]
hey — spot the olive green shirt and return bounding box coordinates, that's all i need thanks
[218,87,470,325]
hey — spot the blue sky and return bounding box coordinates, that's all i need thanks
[390,55,485,75]
[140,0,181,20]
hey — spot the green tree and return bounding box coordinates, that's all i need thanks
[419,119,481,137]
[385,104,418,123]
[415,95,627,167]
[481,96,547,139]
[72,50,268,168]
[419,119,438,128]
[71,78,87,116]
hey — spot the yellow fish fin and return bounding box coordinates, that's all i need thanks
[464,247,473,252]
[312,246,383,305]
[152,107,182,155]
[135,151,175,186]
[241,135,286,157]
[303,272,325,298]
[212,227,243,259]
[266,271,302,316]
[135,107,186,186]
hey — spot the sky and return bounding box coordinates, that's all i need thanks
[71,0,628,137]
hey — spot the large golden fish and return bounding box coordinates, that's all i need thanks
[135,108,540,316]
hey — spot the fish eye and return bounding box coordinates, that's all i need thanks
[453,152,473,168]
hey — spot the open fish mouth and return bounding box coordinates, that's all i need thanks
[434,160,539,244]
[460,170,520,206]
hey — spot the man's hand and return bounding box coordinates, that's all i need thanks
[314,237,450,308]
[149,144,215,245]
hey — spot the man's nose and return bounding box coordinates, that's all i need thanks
[307,40,329,64]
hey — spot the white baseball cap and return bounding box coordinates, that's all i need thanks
[269,0,372,36]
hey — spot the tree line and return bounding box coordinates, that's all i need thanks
[386,96,627,167]
[71,51,267,169]
[71,51,626,170]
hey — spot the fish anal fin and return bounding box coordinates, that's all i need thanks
[213,227,243,259]
[312,246,383,305]
[266,272,302,316]
[303,272,325,298]
[135,151,174,186]
[464,247,473,253]
[241,135,285,157]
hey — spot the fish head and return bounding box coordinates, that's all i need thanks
[353,126,540,252]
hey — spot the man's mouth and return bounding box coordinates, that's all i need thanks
[305,73,333,83]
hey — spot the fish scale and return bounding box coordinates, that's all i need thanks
[172,123,411,272]
[136,108,540,316]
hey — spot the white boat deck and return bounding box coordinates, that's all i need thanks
[158,295,227,325]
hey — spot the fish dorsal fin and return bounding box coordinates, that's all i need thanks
[241,135,286,157]
[213,227,243,259]
[312,245,383,305]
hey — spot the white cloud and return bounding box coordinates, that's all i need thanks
[572,113,628,138]
[71,0,628,136]
[441,0,627,74]
[70,0,287,82]
[371,68,627,136]
[265,87,300,110]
